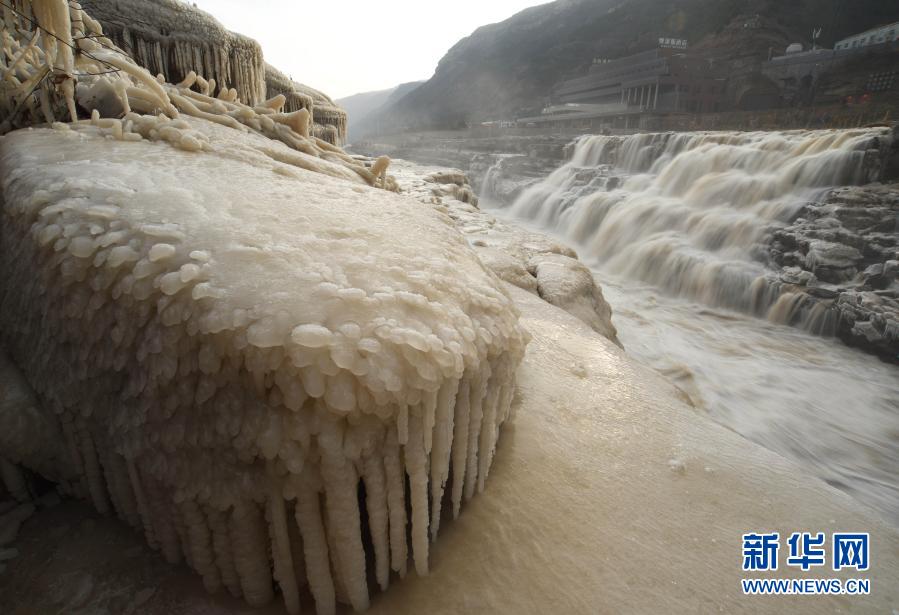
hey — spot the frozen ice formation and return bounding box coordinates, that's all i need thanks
[0,2,528,613]
[83,0,266,107]
[0,0,388,188]
[81,0,347,145]
[389,160,622,347]
[0,350,73,499]
[266,64,348,146]
[527,253,620,347]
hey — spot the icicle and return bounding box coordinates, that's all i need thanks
[429,378,459,539]
[404,412,430,576]
[464,369,488,502]
[477,373,501,494]
[97,445,126,523]
[422,389,438,454]
[323,500,351,607]
[294,481,336,615]
[319,420,369,611]
[76,418,109,514]
[60,414,84,478]
[397,404,408,445]
[230,502,274,607]
[267,480,301,615]
[206,506,242,598]
[107,453,140,529]
[383,429,407,577]
[361,450,390,591]
[146,478,181,564]
[181,499,222,594]
[126,459,157,550]
[172,503,194,569]
[450,378,471,518]
[286,503,308,591]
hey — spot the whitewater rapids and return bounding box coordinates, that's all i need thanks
[508,129,889,318]
[487,128,899,526]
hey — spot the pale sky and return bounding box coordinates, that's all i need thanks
[192,0,550,99]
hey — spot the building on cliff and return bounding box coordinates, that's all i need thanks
[836,21,899,50]
[552,41,727,114]
[761,23,899,108]
[516,40,727,132]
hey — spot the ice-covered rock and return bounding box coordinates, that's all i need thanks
[764,183,899,359]
[473,248,540,295]
[103,0,349,144]
[0,3,527,613]
[83,0,266,107]
[0,117,527,612]
[527,254,621,347]
[265,64,348,145]
[388,159,622,347]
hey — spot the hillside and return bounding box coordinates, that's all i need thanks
[337,81,424,142]
[361,0,899,134]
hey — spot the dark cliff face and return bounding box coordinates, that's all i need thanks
[363,0,899,134]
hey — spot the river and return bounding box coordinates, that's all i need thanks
[480,129,899,526]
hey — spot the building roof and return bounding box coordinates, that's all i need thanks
[836,21,899,43]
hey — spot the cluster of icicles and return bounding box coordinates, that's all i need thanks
[266,65,348,146]
[88,0,269,109]
[508,127,891,329]
[0,1,529,613]
[0,0,387,187]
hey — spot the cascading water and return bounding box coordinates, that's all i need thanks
[490,128,899,525]
[510,129,889,320]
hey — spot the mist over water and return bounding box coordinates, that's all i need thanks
[487,128,899,525]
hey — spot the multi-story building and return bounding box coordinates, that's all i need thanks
[835,22,899,50]
[551,40,728,114]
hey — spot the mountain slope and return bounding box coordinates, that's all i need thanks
[367,0,899,133]
[337,81,424,141]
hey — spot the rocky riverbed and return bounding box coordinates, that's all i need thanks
[357,128,899,362]
[760,182,899,359]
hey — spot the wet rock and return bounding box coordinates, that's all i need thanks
[805,240,861,283]
[885,260,899,280]
[780,266,816,286]
[527,253,621,347]
[761,183,899,361]
[861,263,889,290]
[806,286,839,299]
[0,502,34,547]
[853,321,884,343]
[474,247,539,295]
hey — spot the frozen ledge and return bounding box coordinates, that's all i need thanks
[367,286,899,614]
[4,284,896,613]
[0,124,527,614]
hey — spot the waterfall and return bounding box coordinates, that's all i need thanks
[506,128,891,325]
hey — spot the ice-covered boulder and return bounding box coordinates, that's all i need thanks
[387,160,622,347]
[0,116,527,613]
[266,65,348,146]
[0,2,527,613]
[83,0,267,106]
[527,254,621,347]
